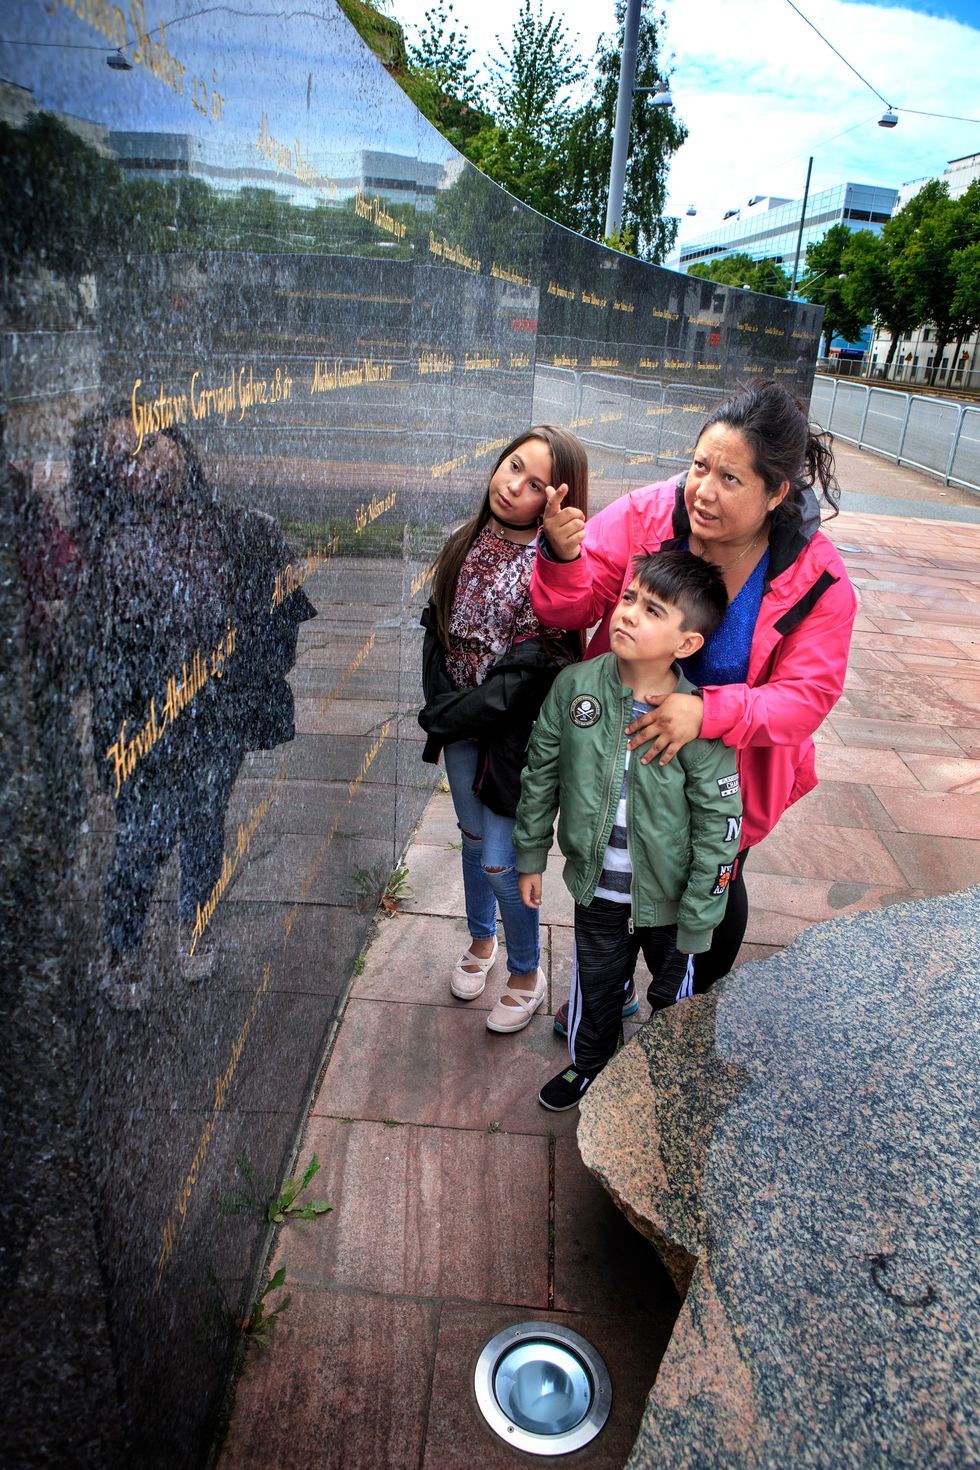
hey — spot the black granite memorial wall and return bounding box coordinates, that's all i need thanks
[0,3,823,1464]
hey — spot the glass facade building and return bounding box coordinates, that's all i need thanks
[666,182,898,274]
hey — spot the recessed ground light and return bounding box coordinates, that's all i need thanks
[474,1321,611,1456]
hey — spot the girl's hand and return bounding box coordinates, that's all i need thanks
[519,873,542,908]
[541,483,586,562]
[627,693,704,765]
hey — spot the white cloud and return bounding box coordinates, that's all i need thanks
[394,0,980,243]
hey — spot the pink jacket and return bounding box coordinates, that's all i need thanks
[530,477,857,848]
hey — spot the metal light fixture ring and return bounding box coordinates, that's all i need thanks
[473,1321,612,1456]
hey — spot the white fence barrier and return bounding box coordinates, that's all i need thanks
[811,376,980,495]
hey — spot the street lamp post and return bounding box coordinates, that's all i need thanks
[789,156,813,299]
[604,0,672,241]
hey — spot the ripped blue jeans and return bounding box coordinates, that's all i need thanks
[443,740,539,975]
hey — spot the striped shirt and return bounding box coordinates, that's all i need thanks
[593,698,654,903]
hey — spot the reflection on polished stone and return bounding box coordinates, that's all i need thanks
[0,0,823,1462]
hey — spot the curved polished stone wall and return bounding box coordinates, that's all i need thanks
[0,3,823,1464]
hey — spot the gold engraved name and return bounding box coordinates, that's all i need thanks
[473,437,509,461]
[428,233,479,271]
[419,352,454,375]
[104,621,237,797]
[629,453,654,464]
[354,190,407,240]
[491,263,532,288]
[639,358,661,369]
[509,354,530,370]
[591,356,619,369]
[664,359,692,370]
[553,354,577,368]
[651,308,679,321]
[311,357,392,393]
[600,411,623,422]
[464,352,500,371]
[737,323,759,333]
[156,959,274,1288]
[188,761,287,957]
[646,405,671,415]
[569,416,593,429]
[613,300,634,313]
[581,292,607,309]
[354,490,396,533]
[270,535,339,612]
[765,326,783,337]
[348,719,394,799]
[257,114,337,198]
[689,315,721,326]
[432,454,468,480]
[547,281,575,300]
[317,631,376,719]
[411,562,437,598]
[775,366,796,375]
[696,363,721,371]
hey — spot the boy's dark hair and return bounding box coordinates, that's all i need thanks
[631,550,728,638]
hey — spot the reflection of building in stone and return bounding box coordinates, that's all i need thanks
[333,149,445,212]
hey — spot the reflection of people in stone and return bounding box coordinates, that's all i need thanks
[418,426,588,1034]
[6,448,84,863]
[532,379,857,1021]
[70,406,313,1000]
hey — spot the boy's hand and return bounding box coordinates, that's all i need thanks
[627,692,704,765]
[518,873,542,909]
[541,483,585,562]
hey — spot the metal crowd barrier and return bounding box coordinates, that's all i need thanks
[811,375,980,494]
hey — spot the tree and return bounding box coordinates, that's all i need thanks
[901,179,980,384]
[489,1,585,140]
[560,0,686,262]
[802,223,866,349]
[687,253,790,297]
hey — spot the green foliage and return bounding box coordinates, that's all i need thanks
[350,860,415,914]
[389,0,684,260]
[489,1,585,140]
[802,223,865,346]
[687,253,790,297]
[267,1155,332,1224]
[243,1268,292,1351]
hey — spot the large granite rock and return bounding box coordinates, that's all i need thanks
[579,888,980,1469]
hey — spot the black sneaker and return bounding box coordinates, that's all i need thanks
[539,1066,595,1111]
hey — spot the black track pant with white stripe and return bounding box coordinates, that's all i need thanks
[567,897,694,1075]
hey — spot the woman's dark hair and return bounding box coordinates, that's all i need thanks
[430,425,589,648]
[69,400,212,553]
[700,378,840,521]
[631,549,728,638]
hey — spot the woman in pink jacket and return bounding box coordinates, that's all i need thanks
[530,378,857,998]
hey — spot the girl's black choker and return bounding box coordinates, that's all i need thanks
[490,511,538,533]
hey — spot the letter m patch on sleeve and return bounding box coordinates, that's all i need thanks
[711,861,735,896]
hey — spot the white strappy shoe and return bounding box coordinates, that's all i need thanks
[450,936,498,999]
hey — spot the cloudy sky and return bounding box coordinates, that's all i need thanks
[393,0,980,244]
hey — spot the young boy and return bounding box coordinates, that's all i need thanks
[514,550,743,1111]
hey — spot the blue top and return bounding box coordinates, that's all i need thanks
[680,548,769,688]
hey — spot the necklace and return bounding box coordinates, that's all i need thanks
[691,528,766,572]
[489,512,538,543]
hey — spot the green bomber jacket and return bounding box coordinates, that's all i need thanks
[513,653,744,953]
